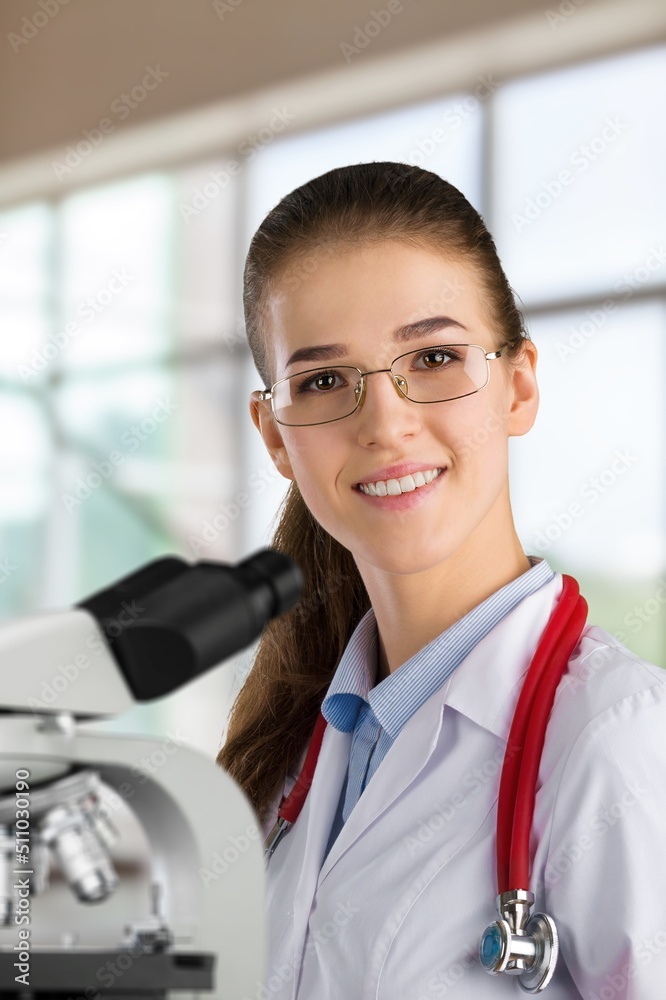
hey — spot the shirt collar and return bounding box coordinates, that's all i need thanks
[320,611,376,731]
[321,556,558,740]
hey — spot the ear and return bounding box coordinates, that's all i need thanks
[249,390,295,481]
[506,340,539,438]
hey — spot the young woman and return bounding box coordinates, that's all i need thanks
[218,162,666,999]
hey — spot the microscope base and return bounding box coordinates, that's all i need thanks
[0,948,214,997]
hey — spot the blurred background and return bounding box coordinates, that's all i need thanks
[1,0,665,762]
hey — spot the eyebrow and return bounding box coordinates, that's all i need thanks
[283,315,469,371]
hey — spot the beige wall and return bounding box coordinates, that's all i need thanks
[1,0,664,166]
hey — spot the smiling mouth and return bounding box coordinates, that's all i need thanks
[355,467,445,496]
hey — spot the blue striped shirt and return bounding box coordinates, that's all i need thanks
[320,554,555,851]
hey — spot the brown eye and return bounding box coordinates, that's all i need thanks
[295,370,344,394]
[420,349,459,368]
[424,351,446,368]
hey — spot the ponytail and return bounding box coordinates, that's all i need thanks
[217,479,369,827]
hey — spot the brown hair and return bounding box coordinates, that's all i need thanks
[216,161,530,829]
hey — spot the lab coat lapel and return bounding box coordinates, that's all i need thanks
[317,674,452,885]
[290,723,352,978]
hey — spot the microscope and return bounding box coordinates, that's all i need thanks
[0,548,304,999]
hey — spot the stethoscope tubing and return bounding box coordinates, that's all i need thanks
[278,710,327,826]
[497,574,588,892]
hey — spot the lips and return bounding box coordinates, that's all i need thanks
[353,462,448,487]
[354,466,447,506]
[358,468,443,495]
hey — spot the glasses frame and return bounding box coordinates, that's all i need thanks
[257,343,504,427]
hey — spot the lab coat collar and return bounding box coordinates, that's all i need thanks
[443,570,564,742]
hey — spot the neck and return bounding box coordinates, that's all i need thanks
[362,504,532,685]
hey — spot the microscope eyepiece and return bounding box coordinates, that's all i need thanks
[227,548,305,619]
[77,548,304,701]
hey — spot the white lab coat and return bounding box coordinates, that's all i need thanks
[259,572,666,999]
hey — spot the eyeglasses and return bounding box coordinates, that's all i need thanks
[257,343,504,427]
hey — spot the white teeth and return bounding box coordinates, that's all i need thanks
[358,467,443,496]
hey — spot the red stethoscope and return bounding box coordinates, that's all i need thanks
[264,574,588,994]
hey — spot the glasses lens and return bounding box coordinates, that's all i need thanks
[394,344,488,402]
[271,347,490,425]
[272,367,361,426]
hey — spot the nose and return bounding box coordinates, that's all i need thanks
[352,368,421,448]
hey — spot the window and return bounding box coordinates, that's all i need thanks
[1,42,664,751]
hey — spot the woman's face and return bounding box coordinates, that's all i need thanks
[249,239,538,576]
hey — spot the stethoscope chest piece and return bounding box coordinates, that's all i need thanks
[479,889,559,994]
